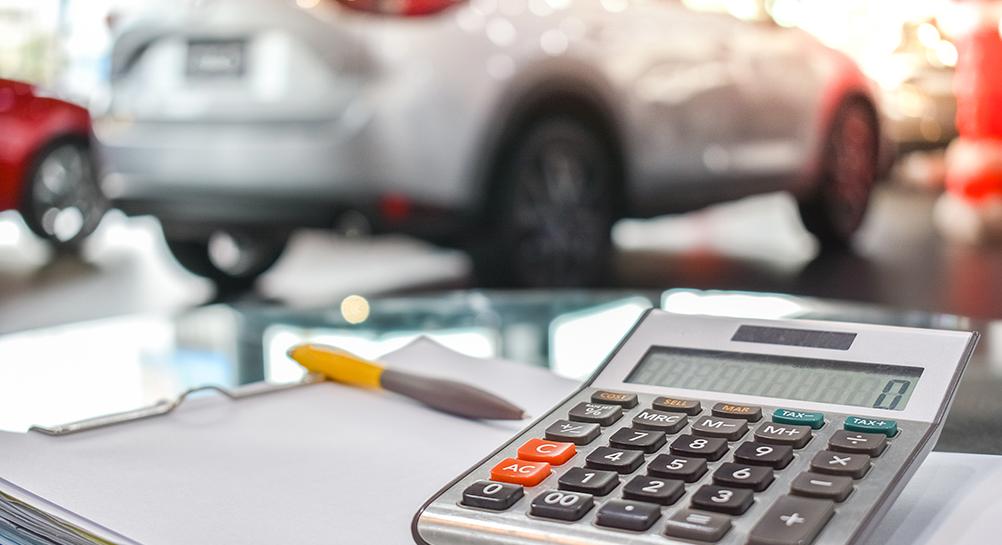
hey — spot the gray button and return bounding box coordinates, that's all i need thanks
[529,489,594,521]
[461,480,524,510]
[653,396,702,415]
[592,390,638,408]
[691,485,754,515]
[609,427,666,453]
[545,419,600,445]
[623,475,685,505]
[828,430,887,456]
[748,495,834,545]
[585,446,644,474]
[558,467,619,496]
[810,450,870,479]
[754,422,813,449]
[632,409,687,433]
[595,499,662,531]
[664,509,732,542]
[691,415,748,441]
[567,402,623,426]
[790,472,853,502]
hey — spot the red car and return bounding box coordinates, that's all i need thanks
[0,79,105,247]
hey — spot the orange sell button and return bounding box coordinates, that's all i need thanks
[490,457,551,486]
[517,439,577,465]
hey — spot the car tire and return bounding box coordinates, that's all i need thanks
[798,99,879,248]
[20,141,107,249]
[165,230,288,291]
[473,115,618,287]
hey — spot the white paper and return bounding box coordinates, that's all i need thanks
[0,337,1000,545]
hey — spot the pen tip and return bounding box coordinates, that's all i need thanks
[521,412,531,420]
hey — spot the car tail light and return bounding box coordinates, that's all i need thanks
[334,0,463,16]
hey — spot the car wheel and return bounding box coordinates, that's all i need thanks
[21,141,107,248]
[798,99,879,247]
[474,116,617,287]
[165,230,288,291]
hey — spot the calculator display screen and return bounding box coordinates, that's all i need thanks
[626,346,923,411]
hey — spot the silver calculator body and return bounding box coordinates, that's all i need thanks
[413,310,978,545]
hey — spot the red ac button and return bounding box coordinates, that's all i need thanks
[490,458,551,486]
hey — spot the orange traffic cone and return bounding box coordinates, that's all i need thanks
[936,1,1002,243]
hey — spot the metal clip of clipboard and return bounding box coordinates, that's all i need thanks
[28,374,326,437]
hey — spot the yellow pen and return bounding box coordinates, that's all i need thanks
[287,343,528,420]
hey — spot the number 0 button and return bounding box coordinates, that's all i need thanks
[461,480,524,510]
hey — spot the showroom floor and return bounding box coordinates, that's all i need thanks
[1,183,1000,334]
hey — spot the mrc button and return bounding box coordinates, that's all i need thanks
[591,390,638,408]
[632,409,687,433]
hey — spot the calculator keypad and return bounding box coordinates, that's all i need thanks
[459,392,905,545]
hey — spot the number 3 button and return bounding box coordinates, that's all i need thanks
[692,485,754,515]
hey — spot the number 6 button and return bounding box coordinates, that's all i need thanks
[712,463,774,491]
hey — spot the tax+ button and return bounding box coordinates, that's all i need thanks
[844,416,897,437]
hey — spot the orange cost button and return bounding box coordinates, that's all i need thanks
[517,438,576,465]
[490,457,551,486]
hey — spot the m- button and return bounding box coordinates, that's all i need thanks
[711,402,762,422]
[754,423,813,449]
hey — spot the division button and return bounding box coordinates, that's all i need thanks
[653,396,702,415]
[595,499,663,531]
[664,509,733,542]
[844,416,897,437]
[609,427,666,453]
[591,390,638,408]
[545,419,601,445]
[747,495,835,545]
[810,450,871,479]
[490,458,551,487]
[647,453,708,482]
[567,402,623,426]
[461,480,524,510]
[516,438,577,465]
[828,430,887,456]
[754,422,813,449]
[691,415,749,441]
[773,408,825,429]
[712,402,762,422]
[712,463,774,491]
[670,434,728,461]
[790,472,854,502]
[691,485,754,515]
[586,446,644,474]
[733,442,794,469]
[632,409,687,433]
[529,489,594,521]
[558,467,619,496]
[622,475,685,505]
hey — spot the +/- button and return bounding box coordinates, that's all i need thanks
[773,408,825,430]
[653,396,702,415]
[461,480,524,510]
[517,438,576,465]
[828,430,887,457]
[591,390,638,408]
[712,402,762,422]
[845,416,898,437]
[544,419,601,445]
[490,458,551,487]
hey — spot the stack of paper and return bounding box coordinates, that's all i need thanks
[1,337,1001,545]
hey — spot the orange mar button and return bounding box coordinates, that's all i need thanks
[490,457,551,486]
[517,439,577,465]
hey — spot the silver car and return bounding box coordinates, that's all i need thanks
[96,0,882,288]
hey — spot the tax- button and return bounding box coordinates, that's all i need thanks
[845,416,897,437]
[754,422,813,449]
[773,408,825,429]
[517,438,576,465]
[461,480,524,510]
[810,450,870,479]
[591,390,638,408]
[490,458,551,486]
[828,430,887,456]
[712,402,762,422]
[691,415,748,441]
[567,402,622,426]
[748,495,834,545]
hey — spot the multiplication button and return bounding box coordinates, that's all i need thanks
[529,490,594,521]
[664,509,732,542]
[461,480,524,510]
[567,402,622,426]
[809,450,871,479]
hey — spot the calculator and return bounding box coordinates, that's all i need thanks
[413,310,977,545]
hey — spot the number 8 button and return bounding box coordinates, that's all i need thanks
[670,434,728,460]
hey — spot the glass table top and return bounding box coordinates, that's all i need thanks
[0,289,998,454]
